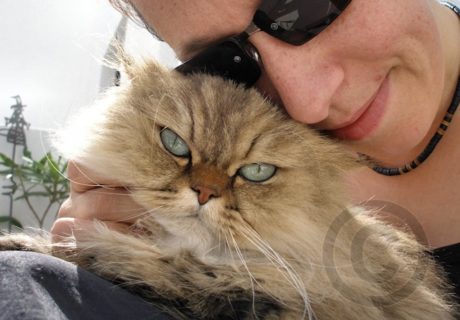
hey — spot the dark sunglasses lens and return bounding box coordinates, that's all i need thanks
[255,0,351,45]
[175,40,261,88]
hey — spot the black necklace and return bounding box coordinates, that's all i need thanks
[372,1,460,176]
[372,79,460,176]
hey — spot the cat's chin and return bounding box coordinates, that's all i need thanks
[147,208,214,256]
[145,199,244,260]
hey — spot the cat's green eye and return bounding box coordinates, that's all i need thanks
[238,163,277,183]
[160,128,190,157]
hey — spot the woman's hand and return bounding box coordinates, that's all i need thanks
[51,161,146,242]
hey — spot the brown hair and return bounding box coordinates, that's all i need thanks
[107,0,162,39]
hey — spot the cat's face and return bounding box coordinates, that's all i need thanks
[70,61,355,259]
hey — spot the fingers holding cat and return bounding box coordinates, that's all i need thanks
[51,161,147,242]
[51,217,131,243]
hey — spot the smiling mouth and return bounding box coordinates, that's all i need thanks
[329,75,390,141]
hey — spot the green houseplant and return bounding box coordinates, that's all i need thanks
[0,149,69,229]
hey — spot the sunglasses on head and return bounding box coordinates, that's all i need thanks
[175,0,351,87]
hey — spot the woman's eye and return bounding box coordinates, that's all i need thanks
[160,128,190,157]
[238,163,277,182]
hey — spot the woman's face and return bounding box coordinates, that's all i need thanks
[131,0,455,166]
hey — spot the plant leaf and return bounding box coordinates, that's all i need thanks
[0,153,15,168]
[14,191,50,200]
[0,216,23,229]
[23,148,32,158]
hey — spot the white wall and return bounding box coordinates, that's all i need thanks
[0,0,179,230]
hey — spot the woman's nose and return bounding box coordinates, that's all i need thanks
[249,32,344,124]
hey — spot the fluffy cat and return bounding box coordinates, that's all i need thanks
[0,60,457,319]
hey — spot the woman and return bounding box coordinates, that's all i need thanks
[2,0,458,319]
[57,0,460,291]
[57,0,460,241]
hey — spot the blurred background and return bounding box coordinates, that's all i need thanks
[0,0,179,231]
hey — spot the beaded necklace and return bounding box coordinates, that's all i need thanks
[372,1,460,176]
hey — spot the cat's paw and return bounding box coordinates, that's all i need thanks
[0,233,50,253]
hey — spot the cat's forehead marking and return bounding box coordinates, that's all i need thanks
[191,110,265,169]
[241,134,261,161]
[150,73,307,172]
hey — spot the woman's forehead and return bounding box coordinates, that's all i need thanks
[131,0,261,60]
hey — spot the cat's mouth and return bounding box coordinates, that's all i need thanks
[134,189,261,260]
[132,186,242,242]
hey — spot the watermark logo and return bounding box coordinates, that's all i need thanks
[322,200,430,306]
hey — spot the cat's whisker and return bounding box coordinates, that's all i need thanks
[110,205,167,223]
[221,231,231,261]
[228,231,258,318]
[113,210,150,222]
[237,232,294,308]
[60,164,137,193]
[80,190,136,197]
[239,227,284,268]
[130,186,177,194]
[223,210,314,312]
[118,208,150,216]
[57,170,133,192]
[240,225,314,320]
[220,232,232,259]
[67,161,115,190]
[241,228,307,290]
[201,243,222,257]
[39,144,74,184]
[217,231,222,255]
[226,297,237,320]
[223,232,236,268]
[141,205,169,216]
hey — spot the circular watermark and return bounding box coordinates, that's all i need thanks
[322,200,431,306]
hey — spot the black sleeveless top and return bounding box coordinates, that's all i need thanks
[431,243,460,303]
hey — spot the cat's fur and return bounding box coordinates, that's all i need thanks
[0,60,457,319]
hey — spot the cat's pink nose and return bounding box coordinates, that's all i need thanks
[192,185,220,205]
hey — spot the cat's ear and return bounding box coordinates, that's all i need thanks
[109,43,167,81]
[101,40,137,80]
[106,38,174,85]
[117,49,137,80]
[120,55,171,86]
[109,42,139,80]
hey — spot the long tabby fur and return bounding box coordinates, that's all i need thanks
[0,60,457,319]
